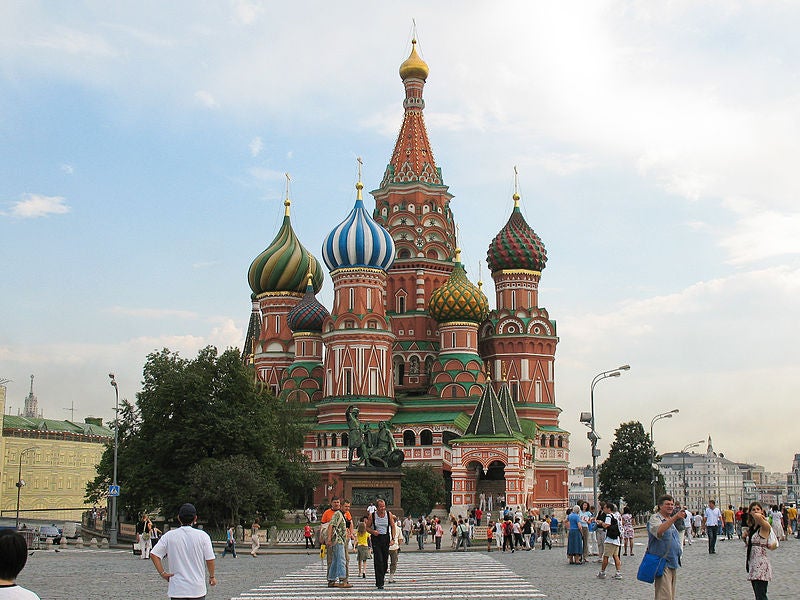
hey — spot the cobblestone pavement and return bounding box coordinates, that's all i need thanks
[17,534,799,599]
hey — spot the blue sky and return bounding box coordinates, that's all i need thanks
[1,1,798,472]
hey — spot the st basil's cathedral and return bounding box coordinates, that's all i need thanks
[244,40,570,513]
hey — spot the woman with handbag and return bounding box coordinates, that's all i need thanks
[743,502,777,600]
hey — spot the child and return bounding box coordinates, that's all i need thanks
[0,530,41,599]
[487,520,494,551]
[356,519,370,579]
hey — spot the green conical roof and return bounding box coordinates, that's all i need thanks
[497,381,522,433]
[464,381,512,436]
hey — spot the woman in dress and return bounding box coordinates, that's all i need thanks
[769,505,785,541]
[743,501,776,600]
[250,519,260,557]
[620,505,635,556]
[567,505,584,564]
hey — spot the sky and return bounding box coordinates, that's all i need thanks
[1,1,798,473]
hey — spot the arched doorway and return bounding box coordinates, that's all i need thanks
[475,460,507,511]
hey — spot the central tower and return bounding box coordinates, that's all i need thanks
[372,40,458,396]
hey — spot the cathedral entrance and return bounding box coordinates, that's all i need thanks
[473,460,506,513]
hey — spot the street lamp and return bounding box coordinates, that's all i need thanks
[650,409,679,507]
[681,440,704,507]
[582,364,630,512]
[16,447,39,529]
[109,373,120,546]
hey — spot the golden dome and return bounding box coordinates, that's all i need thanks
[399,39,429,81]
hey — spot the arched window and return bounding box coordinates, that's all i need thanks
[540,434,546,447]
[557,436,563,448]
[323,434,328,447]
[317,434,322,448]
[341,432,349,447]
[398,248,412,259]
[403,430,416,446]
[549,434,555,448]
[442,431,458,446]
[420,429,433,445]
[331,433,338,447]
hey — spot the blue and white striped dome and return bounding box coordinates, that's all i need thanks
[322,182,395,272]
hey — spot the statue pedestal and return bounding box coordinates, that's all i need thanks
[340,468,404,518]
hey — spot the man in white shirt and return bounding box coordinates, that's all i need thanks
[596,503,622,579]
[703,499,722,554]
[151,503,216,600]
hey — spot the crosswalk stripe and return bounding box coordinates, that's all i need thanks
[231,553,546,599]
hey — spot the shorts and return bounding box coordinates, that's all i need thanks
[357,545,370,562]
[602,542,620,558]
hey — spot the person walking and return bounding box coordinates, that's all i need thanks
[743,501,777,600]
[250,520,261,557]
[621,505,635,555]
[367,498,395,590]
[646,495,685,600]
[304,522,314,549]
[579,501,592,563]
[434,517,444,550]
[221,524,237,558]
[355,518,370,580]
[487,520,494,551]
[402,515,412,545]
[387,514,403,583]
[704,499,722,553]
[596,503,622,580]
[540,516,552,549]
[150,503,216,600]
[140,517,153,560]
[567,506,584,564]
[682,508,693,546]
[326,497,351,589]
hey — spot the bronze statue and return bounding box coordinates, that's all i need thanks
[345,407,404,469]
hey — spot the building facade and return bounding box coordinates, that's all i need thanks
[659,437,745,511]
[0,382,113,522]
[244,40,570,512]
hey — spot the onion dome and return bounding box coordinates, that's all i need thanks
[429,250,490,323]
[486,192,547,273]
[399,38,429,81]
[322,181,395,272]
[248,199,323,295]
[287,273,330,333]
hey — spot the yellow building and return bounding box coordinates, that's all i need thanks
[0,386,112,523]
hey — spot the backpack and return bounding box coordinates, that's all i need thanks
[607,515,620,539]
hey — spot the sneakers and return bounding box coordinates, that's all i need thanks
[613,573,623,580]
[597,571,606,579]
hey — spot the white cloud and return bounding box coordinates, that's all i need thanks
[232,1,263,25]
[719,208,800,265]
[194,90,218,109]
[60,163,74,175]
[249,136,263,157]
[30,26,118,57]
[5,194,70,218]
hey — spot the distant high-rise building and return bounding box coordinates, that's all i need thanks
[23,374,42,419]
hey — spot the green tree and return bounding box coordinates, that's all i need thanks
[598,420,659,514]
[87,346,317,527]
[401,464,446,517]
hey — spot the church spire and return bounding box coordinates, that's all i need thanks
[380,36,442,187]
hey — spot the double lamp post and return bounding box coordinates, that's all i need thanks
[580,364,630,512]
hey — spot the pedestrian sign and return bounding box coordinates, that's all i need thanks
[108,485,120,496]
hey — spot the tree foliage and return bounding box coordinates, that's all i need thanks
[401,464,446,517]
[86,346,317,527]
[598,420,660,514]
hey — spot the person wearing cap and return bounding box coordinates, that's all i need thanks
[150,503,216,599]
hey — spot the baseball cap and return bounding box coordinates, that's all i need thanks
[178,503,197,522]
